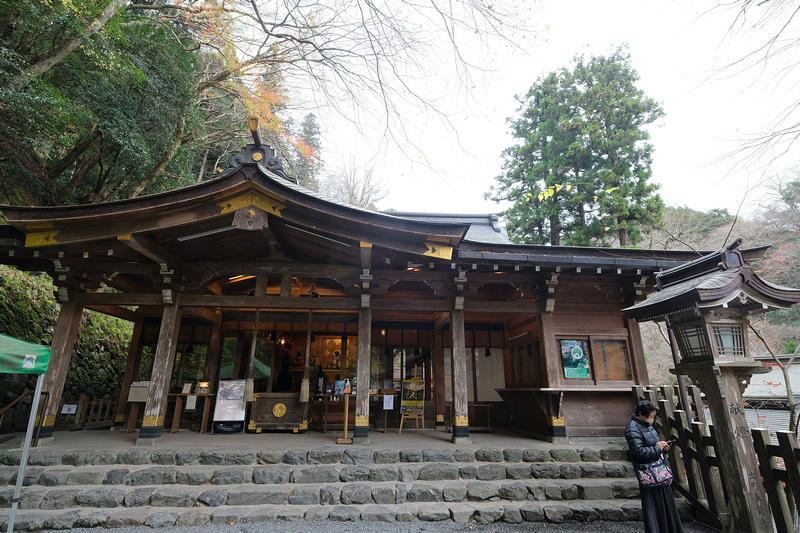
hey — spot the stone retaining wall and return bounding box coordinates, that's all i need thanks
[0,444,693,530]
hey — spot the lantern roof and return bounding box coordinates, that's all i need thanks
[623,238,800,322]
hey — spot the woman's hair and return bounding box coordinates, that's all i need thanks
[634,400,658,417]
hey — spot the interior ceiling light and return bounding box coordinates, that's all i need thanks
[227,275,255,283]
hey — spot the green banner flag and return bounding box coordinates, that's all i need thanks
[0,334,51,374]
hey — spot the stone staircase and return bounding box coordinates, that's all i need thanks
[0,444,691,530]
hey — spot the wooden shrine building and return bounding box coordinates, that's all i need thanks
[0,129,752,445]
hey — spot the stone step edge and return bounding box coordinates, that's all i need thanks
[2,479,642,511]
[0,499,689,530]
[2,446,629,467]
[2,461,636,489]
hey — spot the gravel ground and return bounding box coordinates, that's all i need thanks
[46,521,718,533]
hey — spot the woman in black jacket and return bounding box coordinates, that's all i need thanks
[624,400,684,533]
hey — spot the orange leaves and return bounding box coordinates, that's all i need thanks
[237,81,285,136]
[292,137,318,166]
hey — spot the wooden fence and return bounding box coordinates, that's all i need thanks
[56,394,117,430]
[634,385,800,532]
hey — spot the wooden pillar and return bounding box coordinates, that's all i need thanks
[232,332,244,379]
[114,314,145,428]
[433,327,445,429]
[625,317,649,384]
[538,311,565,439]
[203,320,222,389]
[450,307,470,443]
[353,305,372,442]
[38,299,84,443]
[137,296,182,445]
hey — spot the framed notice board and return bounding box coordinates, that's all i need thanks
[400,378,424,414]
[213,379,246,422]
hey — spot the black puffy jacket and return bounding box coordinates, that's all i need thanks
[624,415,662,468]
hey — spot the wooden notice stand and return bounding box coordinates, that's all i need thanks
[168,393,215,433]
[398,368,424,434]
[399,412,424,434]
[336,393,352,444]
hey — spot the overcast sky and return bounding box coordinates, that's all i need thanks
[317,2,800,216]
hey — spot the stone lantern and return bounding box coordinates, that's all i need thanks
[624,239,800,533]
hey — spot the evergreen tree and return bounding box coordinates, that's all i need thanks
[292,113,323,191]
[488,47,664,246]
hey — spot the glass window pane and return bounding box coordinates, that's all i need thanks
[675,324,710,359]
[559,339,591,379]
[712,325,744,356]
[591,339,631,381]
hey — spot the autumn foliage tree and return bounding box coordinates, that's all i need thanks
[0,0,522,206]
[488,48,664,246]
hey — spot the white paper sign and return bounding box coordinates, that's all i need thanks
[185,395,197,410]
[61,404,77,414]
[383,394,394,410]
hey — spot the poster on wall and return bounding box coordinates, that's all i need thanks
[559,339,591,379]
[213,379,246,422]
[400,378,424,414]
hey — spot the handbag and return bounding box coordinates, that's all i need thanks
[635,455,674,488]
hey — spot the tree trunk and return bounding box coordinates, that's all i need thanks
[128,115,187,198]
[549,214,560,245]
[618,216,630,246]
[48,124,100,178]
[60,144,103,198]
[618,228,630,246]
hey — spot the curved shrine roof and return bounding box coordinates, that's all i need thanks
[0,141,773,302]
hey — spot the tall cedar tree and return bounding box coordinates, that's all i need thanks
[489,48,665,246]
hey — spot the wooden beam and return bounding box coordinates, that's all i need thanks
[181,295,360,310]
[84,304,139,322]
[119,233,182,270]
[79,291,544,315]
[433,312,450,330]
[185,261,359,279]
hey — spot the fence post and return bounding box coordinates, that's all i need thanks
[776,431,800,529]
[752,429,793,533]
[72,394,88,430]
[688,385,707,426]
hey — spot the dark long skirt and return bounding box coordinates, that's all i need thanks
[641,484,684,533]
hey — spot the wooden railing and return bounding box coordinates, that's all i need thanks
[634,385,800,532]
[753,429,800,533]
[57,394,117,430]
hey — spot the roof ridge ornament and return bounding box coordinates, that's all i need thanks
[223,117,298,184]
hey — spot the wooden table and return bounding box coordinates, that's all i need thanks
[168,393,215,433]
[312,392,398,432]
[313,394,353,433]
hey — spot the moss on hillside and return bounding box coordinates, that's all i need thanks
[0,266,132,432]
